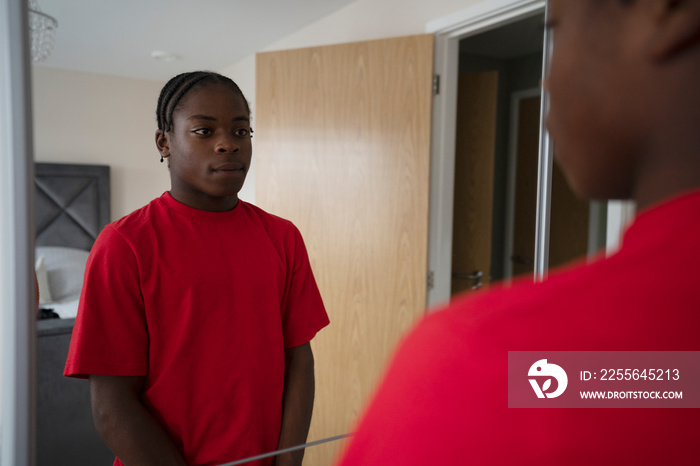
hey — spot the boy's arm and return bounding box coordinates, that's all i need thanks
[90,374,187,466]
[275,342,315,466]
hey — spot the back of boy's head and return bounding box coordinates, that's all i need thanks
[156,71,249,133]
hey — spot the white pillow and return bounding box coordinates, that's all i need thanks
[36,246,90,303]
[35,255,53,305]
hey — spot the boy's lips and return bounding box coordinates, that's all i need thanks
[212,162,245,172]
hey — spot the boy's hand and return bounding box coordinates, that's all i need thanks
[90,374,187,466]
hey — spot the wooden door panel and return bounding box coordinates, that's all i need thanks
[256,34,433,465]
[512,96,540,278]
[451,72,498,295]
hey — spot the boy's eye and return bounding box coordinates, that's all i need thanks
[193,128,211,135]
[235,128,252,138]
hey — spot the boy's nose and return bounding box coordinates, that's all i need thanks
[216,138,239,153]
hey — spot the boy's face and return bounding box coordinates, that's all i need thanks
[545,0,641,200]
[159,83,252,211]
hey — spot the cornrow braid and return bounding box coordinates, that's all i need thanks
[156,71,250,132]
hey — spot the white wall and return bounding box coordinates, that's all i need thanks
[32,67,168,220]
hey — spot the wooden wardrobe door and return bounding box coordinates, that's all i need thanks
[256,34,433,465]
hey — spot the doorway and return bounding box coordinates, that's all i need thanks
[430,3,608,304]
[451,14,548,295]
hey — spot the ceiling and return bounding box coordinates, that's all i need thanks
[459,13,544,60]
[34,0,359,82]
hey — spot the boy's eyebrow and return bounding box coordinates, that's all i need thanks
[187,114,250,123]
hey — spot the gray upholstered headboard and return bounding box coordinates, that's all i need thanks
[35,162,110,251]
[34,162,114,466]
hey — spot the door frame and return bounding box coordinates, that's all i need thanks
[1,0,37,464]
[425,0,632,307]
[426,0,546,308]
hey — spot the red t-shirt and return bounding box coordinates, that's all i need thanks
[337,189,700,465]
[65,192,329,466]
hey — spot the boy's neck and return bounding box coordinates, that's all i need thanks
[168,190,240,212]
[632,140,700,212]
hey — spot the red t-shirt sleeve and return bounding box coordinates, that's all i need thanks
[64,225,149,378]
[280,226,330,348]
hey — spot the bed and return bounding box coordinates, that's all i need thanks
[35,162,114,465]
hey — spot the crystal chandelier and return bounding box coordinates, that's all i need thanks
[28,0,58,63]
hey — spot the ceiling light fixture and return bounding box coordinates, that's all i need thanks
[28,0,58,63]
[151,50,181,62]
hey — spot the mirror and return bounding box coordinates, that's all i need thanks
[31,1,364,465]
[27,1,600,466]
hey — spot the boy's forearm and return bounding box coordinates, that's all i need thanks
[276,342,315,466]
[90,375,187,466]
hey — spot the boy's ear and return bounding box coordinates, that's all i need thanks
[155,129,170,158]
[647,0,700,61]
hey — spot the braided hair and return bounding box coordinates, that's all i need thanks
[156,71,250,133]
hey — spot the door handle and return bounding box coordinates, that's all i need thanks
[511,255,533,265]
[452,270,483,290]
